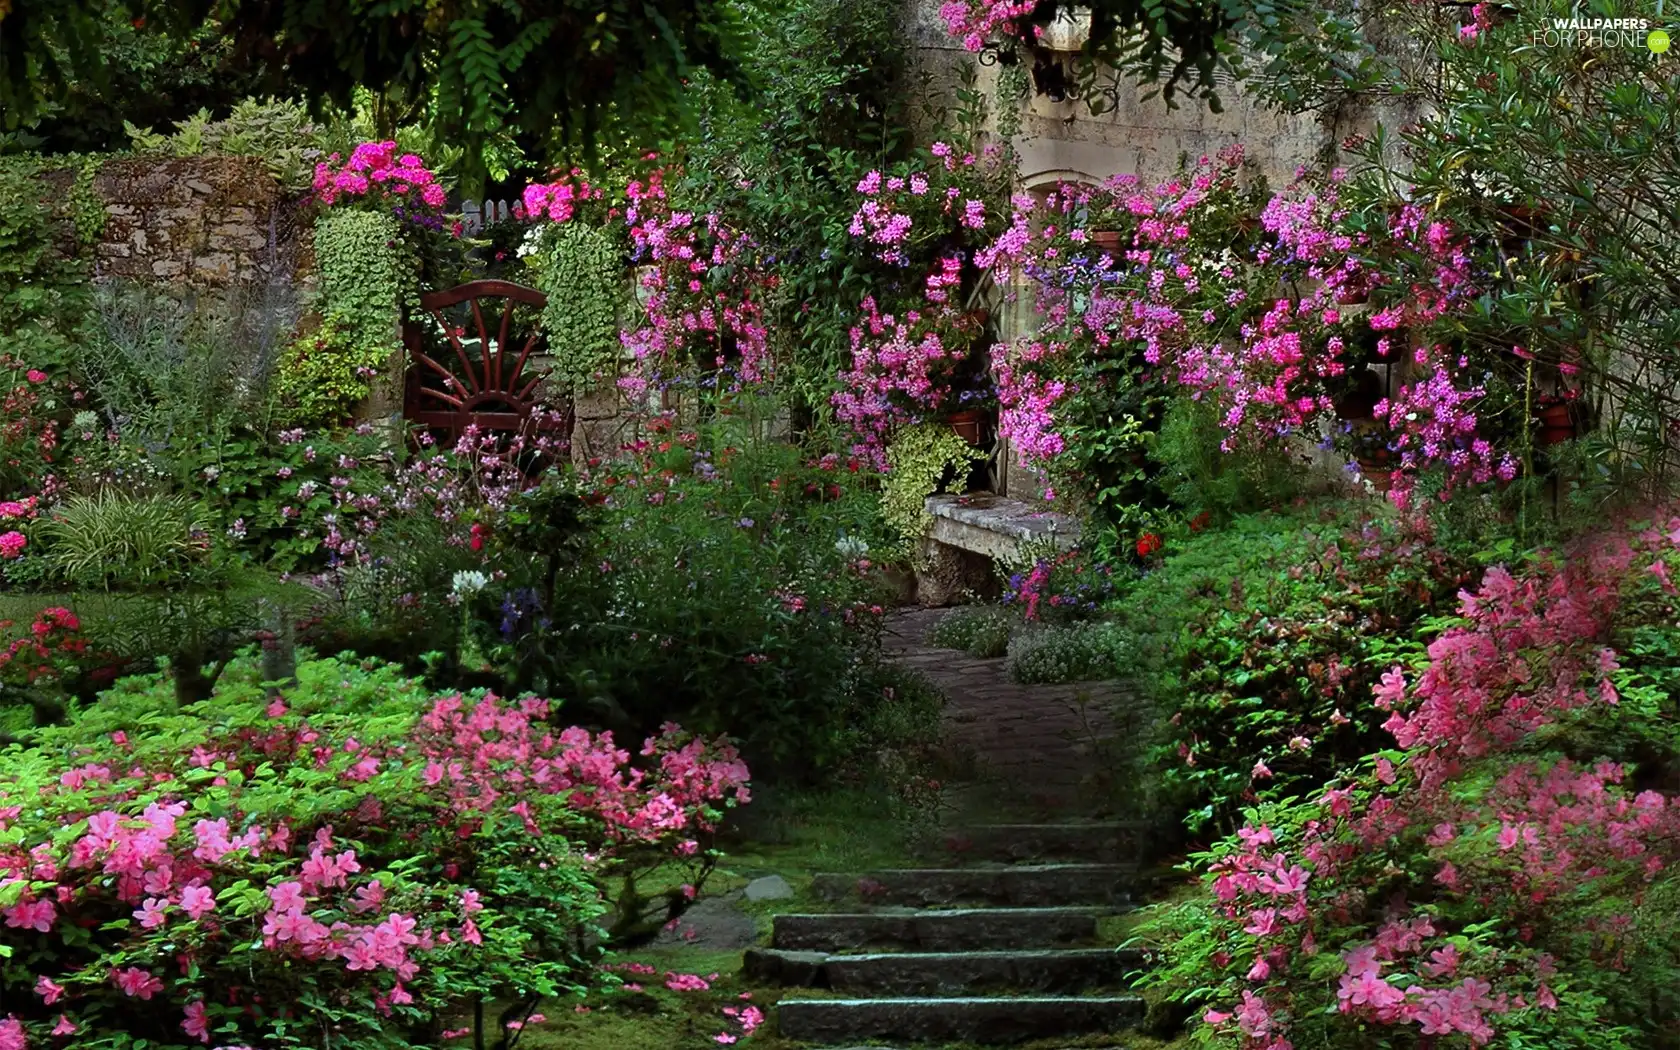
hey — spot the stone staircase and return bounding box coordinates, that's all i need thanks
[747,820,1149,1046]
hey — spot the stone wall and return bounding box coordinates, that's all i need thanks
[71,156,304,286]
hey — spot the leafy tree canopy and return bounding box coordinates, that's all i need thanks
[1,0,750,179]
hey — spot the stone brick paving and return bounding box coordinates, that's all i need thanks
[882,608,1143,818]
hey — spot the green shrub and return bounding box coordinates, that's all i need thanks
[1005,621,1130,684]
[927,605,1014,657]
[1116,505,1481,835]
[1149,395,1303,522]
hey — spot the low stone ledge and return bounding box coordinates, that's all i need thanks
[925,493,1079,559]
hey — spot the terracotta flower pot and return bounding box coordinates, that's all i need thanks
[1088,230,1124,258]
[945,409,988,447]
[1535,402,1578,446]
[1362,467,1395,493]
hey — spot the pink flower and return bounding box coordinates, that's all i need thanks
[25,369,47,383]
[181,883,216,920]
[51,1014,77,1037]
[113,966,165,999]
[0,532,26,559]
[184,1001,212,1043]
[36,975,65,1003]
[0,1017,23,1050]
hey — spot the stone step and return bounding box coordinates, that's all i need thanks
[771,907,1106,953]
[745,946,1145,996]
[775,995,1145,1044]
[923,822,1151,864]
[811,863,1134,907]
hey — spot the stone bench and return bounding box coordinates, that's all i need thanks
[916,493,1080,606]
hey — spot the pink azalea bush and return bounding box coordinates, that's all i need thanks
[0,653,749,1048]
[1135,515,1680,1048]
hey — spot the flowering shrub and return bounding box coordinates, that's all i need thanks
[619,165,775,396]
[1136,516,1680,1048]
[982,148,1518,512]
[1,653,749,1048]
[833,141,1012,461]
[1116,507,1478,832]
[477,417,897,777]
[0,356,85,505]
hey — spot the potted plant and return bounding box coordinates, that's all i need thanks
[1534,393,1582,445]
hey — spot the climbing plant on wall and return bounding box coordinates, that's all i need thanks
[532,221,625,389]
[277,209,411,426]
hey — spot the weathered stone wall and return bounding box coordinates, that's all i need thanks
[80,156,304,286]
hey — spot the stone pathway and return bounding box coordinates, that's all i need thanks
[883,608,1139,817]
[750,608,1156,1046]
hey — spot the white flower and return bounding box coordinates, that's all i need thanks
[451,570,489,595]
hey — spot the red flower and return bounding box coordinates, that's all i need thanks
[1190,511,1211,532]
[1136,533,1163,557]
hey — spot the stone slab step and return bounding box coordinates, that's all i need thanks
[771,907,1105,953]
[811,864,1134,907]
[745,946,1145,995]
[776,995,1145,1044]
[925,823,1150,864]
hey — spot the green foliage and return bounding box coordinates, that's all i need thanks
[665,0,910,415]
[880,424,986,559]
[928,605,1015,658]
[534,222,626,388]
[0,159,92,372]
[124,97,326,190]
[483,424,896,780]
[279,210,408,426]
[1005,620,1130,684]
[78,281,291,463]
[1116,506,1480,835]
[37,491,210,589]
[1150,395,1303,522]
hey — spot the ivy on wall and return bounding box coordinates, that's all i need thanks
[278,209,411,426]
[532,222,626,389]
[880,423,986,561]
[0,157,98,371]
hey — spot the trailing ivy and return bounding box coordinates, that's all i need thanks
[533,222,625,388]
[880,423,985,562]
[278,209,410,426]
[0,157,95,372]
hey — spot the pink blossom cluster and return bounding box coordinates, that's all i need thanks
[832,297,981,467]
[313,141,446,209]
[1372,354,1519,508]
[1184,525,1680,1049]
[0,682,749,1046]
[620,167,773,393]
[522,170,605,223]
[848,147,994,267]
[936,0,1038,51]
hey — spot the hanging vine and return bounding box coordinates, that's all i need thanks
[531,222,625,388]
[278,209,413,425]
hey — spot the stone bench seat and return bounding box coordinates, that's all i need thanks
[916,493,1080,606]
